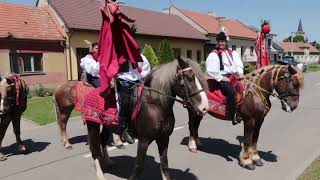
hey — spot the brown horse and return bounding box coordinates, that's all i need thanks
[0,75,28,161]
[53,81,122,149]
[85,58,209,180]
[187,65,304,170]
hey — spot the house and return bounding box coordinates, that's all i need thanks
[37,0,209,81]
[274,42,320,64]
[0,3,66,87]
[165,6,258,63]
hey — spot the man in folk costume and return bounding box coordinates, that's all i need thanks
[206,31,244,125]
[80,42,100,88]
[256,20,271,69]
[98,0,150,144]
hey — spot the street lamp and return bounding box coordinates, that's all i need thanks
[290,32,295,56]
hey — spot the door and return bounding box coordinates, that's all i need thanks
[76,48,89,80]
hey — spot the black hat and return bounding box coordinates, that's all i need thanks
[216,32,227,41]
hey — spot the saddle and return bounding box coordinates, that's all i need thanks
[206,76,244,120]
[74,82,95,112]
[81,85,144,127]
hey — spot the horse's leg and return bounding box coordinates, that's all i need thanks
[113,134,125,149]
[55,100,73,150]
[87,122,105,180]
[129,139,150,180]
[11,113,27,153]
[156,136,171,180]
[250,119,264,167]
[100,126,116,167]
[188,109,203,153]
[0,115,11,161]
[239,118,256,170]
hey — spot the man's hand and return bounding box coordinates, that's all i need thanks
[110,78,115,88]
[221,77,230,82]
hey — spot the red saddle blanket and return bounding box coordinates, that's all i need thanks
[75,82,95,112]
[81,86,144,127]
[206,76,244,120]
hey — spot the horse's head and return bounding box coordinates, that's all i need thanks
[0,76,16,115]
[274,65,304,112]
[174,58,209,115]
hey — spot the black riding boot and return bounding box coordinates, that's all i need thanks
[119,117,135,144]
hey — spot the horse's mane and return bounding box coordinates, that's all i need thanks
[144,58,207,108]
[245,65,304,89]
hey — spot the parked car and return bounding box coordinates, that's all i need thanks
[277,56,307,72]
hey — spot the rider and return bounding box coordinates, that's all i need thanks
[116,54,150,144]
[80,42,100,88]
[206,31,244,125]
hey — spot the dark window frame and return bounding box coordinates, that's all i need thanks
[10,52,44,74]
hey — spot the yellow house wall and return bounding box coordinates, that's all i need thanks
[67,32,205,80]
[0,50,11,75]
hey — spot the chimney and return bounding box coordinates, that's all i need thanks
[208,11,216,17]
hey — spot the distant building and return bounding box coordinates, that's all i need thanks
[165,6,258,63]
[296,19,305,37]
[275,42,320,64]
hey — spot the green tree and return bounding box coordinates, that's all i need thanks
[283,35,306,43]
[142,44,159,67]
[158,39,174,64]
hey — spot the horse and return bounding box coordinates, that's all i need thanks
[0,75,28,161]
[53,81,123,150]
[84,58,209,180]
[187,65,304,170]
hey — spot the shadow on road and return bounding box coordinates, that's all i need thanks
[103,155,199,180]
[180,136,278,163]
[69,134,88,145]
[3,139,50,157]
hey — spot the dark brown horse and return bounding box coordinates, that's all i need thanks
[0,75,28,161]
[85,58,209,180]
[187,65,304,170]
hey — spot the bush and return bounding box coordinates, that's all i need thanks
[158,39,174,64]
[244,63,256,74]
[33,84,53,97]
[200,61,206,72]
[142,44,159,67]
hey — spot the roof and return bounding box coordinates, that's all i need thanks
[297,19,304,32]
[48,0,208,40]
[0,3,64,41]
[177,8,258,40]
[276,42,320,53]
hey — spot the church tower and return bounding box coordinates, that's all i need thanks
[296,19,305,37]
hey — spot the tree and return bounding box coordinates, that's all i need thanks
[283,35,306,43]
[142,44,159,67]
[158,39,174,64]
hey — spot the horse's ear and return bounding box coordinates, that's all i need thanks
[5,77,14,85]
[288,65,297,75]
[177,57,189,69]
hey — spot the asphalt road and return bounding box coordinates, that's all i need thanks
[1,71,320,180]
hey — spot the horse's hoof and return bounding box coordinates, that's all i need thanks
[0,154,7,161]
[115,144,126,149]
[253,159,264,167]
[243,163,256,170]
[65,144,73,150]
[17,145,28,154]
[96,172,106,180]
[189,148,198,153]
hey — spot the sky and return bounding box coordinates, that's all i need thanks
[1,0,319,42]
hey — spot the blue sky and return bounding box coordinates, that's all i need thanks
[2,0,319,41]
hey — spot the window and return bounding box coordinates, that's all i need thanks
[10,53,43,74]
[196,50,201,63]
[187,50,192,59]
[250,46,254,56]
[241,46,246,57]
[173,48,181,59]
[232,45,237,51]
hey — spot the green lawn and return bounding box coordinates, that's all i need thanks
[23,96,80,125]
[306,64,320,73]
[299,158,320,180]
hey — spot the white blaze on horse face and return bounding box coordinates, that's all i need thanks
[195,76,209,112]
[0,99,3,113]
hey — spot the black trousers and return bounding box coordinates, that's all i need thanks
[86,74,100,88]
[116,79,139,128]
[219,81,237,118]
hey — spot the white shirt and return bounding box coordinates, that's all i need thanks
[206,50,244,82]
[80,54,100,77]
[117,54,151,81]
